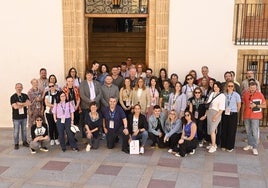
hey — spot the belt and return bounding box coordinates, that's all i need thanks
[230,112,238,115]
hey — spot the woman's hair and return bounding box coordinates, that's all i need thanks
[184,74,193,84]
[67,67,78,78]
[158,68,168,79]
[173,81,183,95]
[224,81,236,92]
[149,76,159,89]
[167,110,177,122]
[193,87,203,97]
[48,74,57,84]
[56,91,67,103]
[133,103,141,110]
[122,77,132,90]
[100,64,109,74]
[182,110,196,125]
[35,114,44,121]
[134,77,146,90]
[213,81,223,92]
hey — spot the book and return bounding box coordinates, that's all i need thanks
[252,99,261,112]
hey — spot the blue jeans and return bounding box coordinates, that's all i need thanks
[13,118,27,144]
[244,119,259,148]
[56,118,77,150]
[131,130,148,147]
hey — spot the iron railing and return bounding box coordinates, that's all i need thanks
[234,3,268,45]
[239,54,268,127]
[85,0,149,14]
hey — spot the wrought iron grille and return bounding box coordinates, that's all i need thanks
[239,54,268,126]
[234,3,268,45]
[85,0,148,14]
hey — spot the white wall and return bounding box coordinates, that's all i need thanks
[168,0,266,83]
[0,0,64,127]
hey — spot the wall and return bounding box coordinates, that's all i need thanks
[168,0,267,83]
[0,0,64,127]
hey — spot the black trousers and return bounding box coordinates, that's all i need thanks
[148,132,166,148]
[106,129,129,151]
[45,113,58,140]
[221,113,238,150]
[166,133,181,150]
[178,138,198,157]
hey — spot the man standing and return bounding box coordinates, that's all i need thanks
[197,66,214,85]
[144,68,153,87]
[79,70,102,137]
[10,83,31,149]
[242,81,266,155]
[38,68,48,93]
[241,70,261,94]
[102,97,129,153]
[111,66,124,90]
[101,75,119,107]
[221,71,241,96]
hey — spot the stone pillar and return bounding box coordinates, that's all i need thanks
[148,0,169,75]
[62,0,85,78]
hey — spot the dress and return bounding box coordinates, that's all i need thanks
[27,88,43,127]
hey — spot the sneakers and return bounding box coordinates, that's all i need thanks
[72,148,79,152]
[206,144,217,150]
[40,147,49,152]
[221,148,226,151]
[23,142,29,147]
[55,139,60,145]
[14,144,19,150]
[30,148,36,154]
[168,149,173,153]
[199,141,204,147]
[175,153,181,157]
[252,148,258,155]
[243,145,253,151]
[50,140,55,145]
[208,146,217,153]
[140,147,144,154]
[86,144,91,152]
[226,149,234,152]
[189,149,195,155]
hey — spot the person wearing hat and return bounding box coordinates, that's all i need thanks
[242,81,266,155]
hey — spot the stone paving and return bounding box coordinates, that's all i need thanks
[0,127,268,188]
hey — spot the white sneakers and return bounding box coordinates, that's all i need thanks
[50,139,60,145]
[55,139,60,145]
[168,149,173,153]
[140,147,144,154]
[252,148,258,155]
[243,145,253,151]
[86,144,91,152]
[189,149,195,155]
[208,146,217,153]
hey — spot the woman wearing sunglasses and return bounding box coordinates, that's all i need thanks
[175,111,198,157]
[188,87,207,147]
[221,81,241,152]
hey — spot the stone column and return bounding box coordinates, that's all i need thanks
[148,0,169,75]
[62,0,85,78]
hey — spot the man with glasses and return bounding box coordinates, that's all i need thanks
[221,71,241,96]
[29,115,50,154]
[10,83,31,149]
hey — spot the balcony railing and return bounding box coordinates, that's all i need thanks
[234,3,268,45]
[85,0,149,14]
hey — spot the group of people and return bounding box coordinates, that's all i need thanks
[10,58,267,157]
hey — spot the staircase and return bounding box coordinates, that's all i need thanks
[88,32,146,69]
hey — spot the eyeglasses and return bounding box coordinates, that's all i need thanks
[194,92,201,94]
[36,119,42,121]
[187,78,193,81]
[227,85,234,88]
[48,85,55,88]
[185,114,190,117]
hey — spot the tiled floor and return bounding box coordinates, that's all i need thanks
[0,127,268,188]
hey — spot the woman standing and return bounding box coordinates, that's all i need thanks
[119,77,133,117]
[28,78,44,128]
[84,102,102,151]
[44,82,60,145]
[97,64,109,85]
[199,77,209,98]
[147,76,160,118]
[182,74,198,101]
[168,82,187,119]
[221,81,241,152]
[188,87,207,147]
[164,110,182,153]
[175,111,198,157]
[159,80,173,110]
[67,67,82,87]
[132,77,151,115]
[158,68,169,91]
[52,92,78,152]
[200,81,225,153]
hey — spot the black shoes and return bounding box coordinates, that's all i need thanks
[23,142,29,147]
[122,149,129,154]
[72,148,79,152]
[14,144,19,150]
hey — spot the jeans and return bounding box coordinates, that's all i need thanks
[244,119,259,148]
[131,130,148,147]
[56,118,77,150]
[13,118,27,145]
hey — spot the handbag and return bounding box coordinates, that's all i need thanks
[204,93,221,110]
